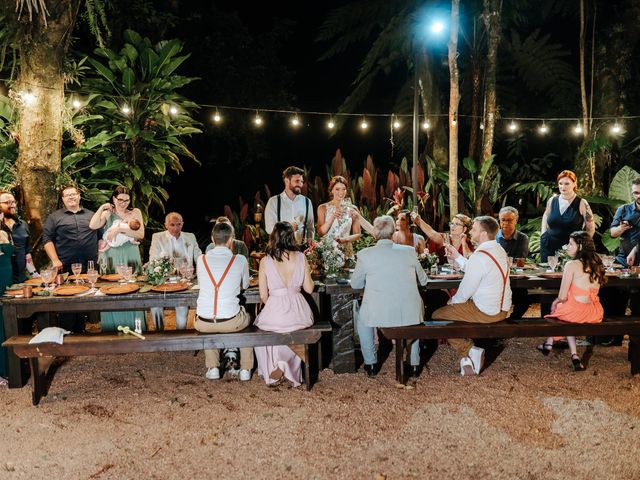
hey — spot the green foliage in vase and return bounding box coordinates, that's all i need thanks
[60,29,201,223]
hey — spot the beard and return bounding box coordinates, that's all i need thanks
[291,186,302,195]
[3,211,18,220]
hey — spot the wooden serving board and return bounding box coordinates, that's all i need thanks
[150,283,189,293]
[539,272,563,279]
[100,273,122,282]
[53,285,91,296]
[100,284,140,295]
[4,287,44,296]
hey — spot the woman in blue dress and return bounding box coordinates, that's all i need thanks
[89,186,145,331]
[0,223,15,384]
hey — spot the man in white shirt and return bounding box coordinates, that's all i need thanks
[264,166,314,245]
[195,222,253,381]
[148,212,202,330]
[432,216,512,376]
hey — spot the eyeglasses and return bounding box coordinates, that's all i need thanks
[62,192,79,198]
[449,222,464,227]
[0,201,16,205]
[115,197,130,203]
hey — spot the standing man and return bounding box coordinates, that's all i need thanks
[0,191,37,283]
[497,206,530,318]
[264,166,314,245]
[43,185,100,331]
[432,216,512,376]
[149,212,202,330]
[195,222,253,381]
[350,215,428,378]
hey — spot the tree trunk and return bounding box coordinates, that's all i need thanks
[418,52,448,170]
[579,0,590,136]
[14,0,82,249]
[479,0,501,214]
[448,0,460,217]
[467,48,482,162]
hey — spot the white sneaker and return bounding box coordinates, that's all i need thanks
[239,369,251,381]
[468,346,485,374]
[206,367,220,380]
[459,357,475,376]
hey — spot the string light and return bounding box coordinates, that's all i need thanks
[392,115,401,130]
[451,117,457,126]
[508,121,518,132]
[253,111,263,127]
[212,108,222,123]
[611,122,622,134]
[573,123,583,135]
[290,114,301,127]
[121,105,131,115]
[327,117,335,130]
[422,120,430,130]
[479,123,485,130]
[538,122,548,135]
[71,99,81,109]
[169,106,178,115]
[360,117,368,130]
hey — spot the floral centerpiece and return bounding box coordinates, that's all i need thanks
[418,251,439,271]
[305,235,346,277]
[553,247,571,271]
[143,256,174,285]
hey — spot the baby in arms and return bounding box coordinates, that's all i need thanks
[98,219,141,253]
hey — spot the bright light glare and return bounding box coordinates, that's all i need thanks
[21,92,36,105]
[573,124,583,135]
[393,120,401,129]
[121,105,131,114]
[213,113,221,123]
[422,121,430,130]
[327,120,335,129]
[291,116,300,127]
[431,21,445,34]
[72,99,81,109]
[254,115,263,126]
[611,123,621,134]
[539,123,548,134]
[508,122,517,132]
[169,106,178,115]
[360,119,368,130]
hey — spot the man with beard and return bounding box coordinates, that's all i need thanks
[264,166,314,245]
[0,191,37,283]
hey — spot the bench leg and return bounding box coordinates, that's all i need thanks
[395,339,406,384]
[630,336,640,376]
[29,358,45,406]
[304,344,311,391]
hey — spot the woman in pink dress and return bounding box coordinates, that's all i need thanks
[539,231,606,371]
[254,222,314,386]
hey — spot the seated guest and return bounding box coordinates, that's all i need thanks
[432,216,512,376]
[350,215,428,378]
[412,211,474,263]
[195,222,253,381]
[539,231,605,371]
[254,222,314,387]
[149,212,202,330]
[392,210,426,254]
[497,206,530,318]
[205,216,249,258]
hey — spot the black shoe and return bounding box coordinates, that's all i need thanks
[409,365,420,378]
[571,354,586,372]
[363,364,377,378]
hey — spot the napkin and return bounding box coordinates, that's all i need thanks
[29,327,71,345]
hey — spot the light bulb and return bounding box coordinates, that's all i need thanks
[254,114,263,126]
[539,123,548,134]
[508,122,517,132]
[611,123,621,134]
[72,99,81,109]
[291,116,300,127]
[479,123,485,130]
[451,118,457,126]
[169,106,178,115]
[422,121,430,130]
[573,123,583,135]
[213,112,221,123]
[327,120,335,129]
[360,119,368,130]
[393,120,401,129]
[121,105,131,115]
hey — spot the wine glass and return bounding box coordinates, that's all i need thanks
[183,264,194,284]
[41,268,55,291]
[116,263,127,283]
[86,269,99,292]
[122,266,133,283]
[601,255,614,272]
[71,263,83,283]
[547,255,559,272]
[87,260,95,272]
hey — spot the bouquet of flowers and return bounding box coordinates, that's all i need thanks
[143,256,174,285]
[555,246,571,271]
[304,236,346,276]
[418,251,439,270]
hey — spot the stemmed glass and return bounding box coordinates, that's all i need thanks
[547,255,559,272]
[71,262,83,283]
[182,264,194,284]
[122,266,134,283]
[41,268,56,291]
[601,255,614,272]
[442,233,452,272]
[86,269,99,292]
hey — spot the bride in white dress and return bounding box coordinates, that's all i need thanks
[316,176,362,259]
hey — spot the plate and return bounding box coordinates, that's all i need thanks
[53,285,91,296]
[100,273,122,282]
[429,273,463,280]
[248,277,259,288]
[539,272,563,279]
[4,287,44,296]
[150,283,189,293]
[100,284,140,295]
[509,274,529,280]
[24,278,44,286]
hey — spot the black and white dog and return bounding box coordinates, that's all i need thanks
[222,348,240,376]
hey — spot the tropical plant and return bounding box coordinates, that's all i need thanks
[0,95,18,190]
[60,29,201,222]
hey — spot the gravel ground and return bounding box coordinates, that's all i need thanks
[1,331,639,480]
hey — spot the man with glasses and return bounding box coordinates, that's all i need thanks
[43,185,100,331]
[598,177,640,345]
[148,212,202,330]
[497,206,530,318]
[0,191,37,283]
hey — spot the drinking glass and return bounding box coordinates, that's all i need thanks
[86,269,99,291]
[443,232,451,245]
[98,256,108,275]
[122,266,133,283]
[116,263,127,283]
[601,255,614,272]
[547,256,559,272]
[183,264,194,284]
[41,268,55,291]
[87,260,95,272]
[71,263,83,283]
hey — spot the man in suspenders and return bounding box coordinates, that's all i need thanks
[432,216,512,376]
[195,222,253,381]
[264,166,314,245]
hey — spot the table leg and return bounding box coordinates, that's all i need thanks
[629,336,640,376]
[396,339,406,384]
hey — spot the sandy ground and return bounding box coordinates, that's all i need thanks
[1,310,640,479]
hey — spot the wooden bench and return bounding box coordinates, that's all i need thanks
[2,323,332,405]
[381,317,640,384]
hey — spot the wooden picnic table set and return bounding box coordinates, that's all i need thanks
[2,269,640,404]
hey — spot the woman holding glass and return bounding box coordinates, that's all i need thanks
[316,176,362,259]
[89,186,145,331]
[392,210,426,254]
[540,170,595,262]
[411,212,473,263]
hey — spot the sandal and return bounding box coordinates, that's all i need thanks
[571,354,586,372]
[536,343,553,356]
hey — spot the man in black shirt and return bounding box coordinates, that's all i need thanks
[0,191,37,283]
[43,185,100,331]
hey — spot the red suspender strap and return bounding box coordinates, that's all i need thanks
[202,254,237,319]
[477,250,508,310]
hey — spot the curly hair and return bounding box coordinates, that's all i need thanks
[569,231,606,286]
[328,175,348,198]
[266,221,300,261]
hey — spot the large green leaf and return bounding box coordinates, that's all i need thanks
[609,166,640,205]
[88,58,116,84]
[122,67,135,94]
[600,230,621,253]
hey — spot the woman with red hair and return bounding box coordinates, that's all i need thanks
[540,170,595,262]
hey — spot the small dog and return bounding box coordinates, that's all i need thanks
[222,348,240,377]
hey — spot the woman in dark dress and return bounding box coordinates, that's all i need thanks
[540,170,595,262]
[0,224,15,384]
